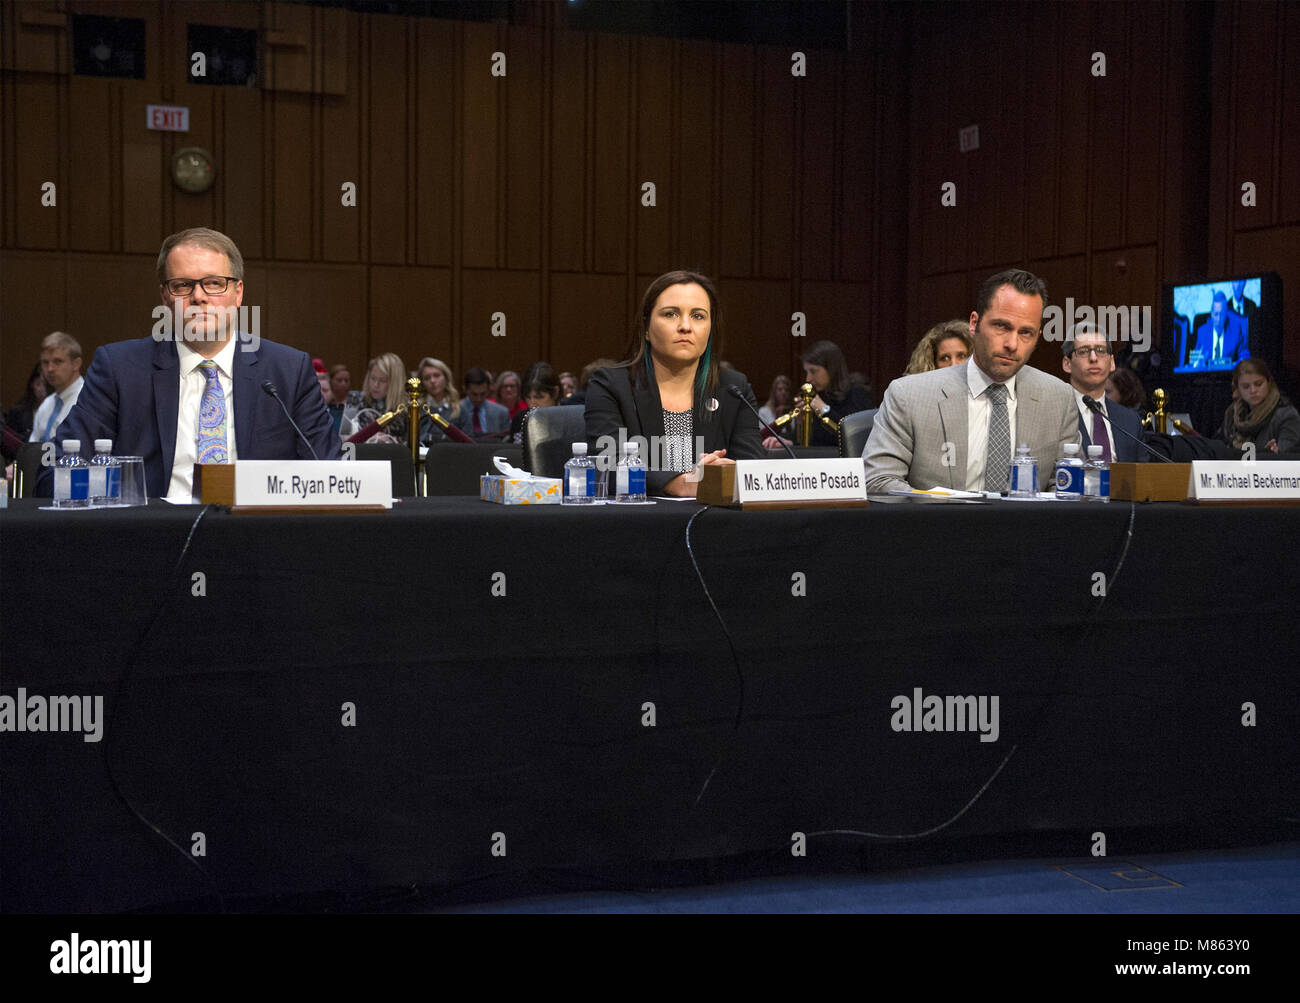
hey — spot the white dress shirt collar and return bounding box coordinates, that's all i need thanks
[967,359,1017,402]
[176,336,238,379]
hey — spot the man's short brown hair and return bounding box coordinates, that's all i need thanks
[41,331,81,360]
[156,227,245,284]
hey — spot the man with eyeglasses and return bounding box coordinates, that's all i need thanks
[40,227,339,501]
[1061,323,1144,463]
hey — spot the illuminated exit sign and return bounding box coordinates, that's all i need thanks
[146,105,190,131]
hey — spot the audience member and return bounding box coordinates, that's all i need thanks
[38,227,337,500]
[904,320,972,375]
[558,371,577,400]
[313,359,331,402]
[1105,367,1146,413]
[758,375,793,426]
[585,270,764,497]
[559,358,617,408]
[3,363,49,459]
[326,363,350,437]
[29,332,84,444]
[1061,322,1144,462]
[864,269,1076,494]
[493,370,525,418]
[342,353,408,443]
[454,366,510,439]
[764,340,872,449]
[1218,359,1299,454]
[417,356,460,443]
[509,362,562,443]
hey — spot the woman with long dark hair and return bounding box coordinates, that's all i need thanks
[764,340,873,449]
[585,270,764,497]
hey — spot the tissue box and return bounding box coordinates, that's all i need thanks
[480,474,562,505]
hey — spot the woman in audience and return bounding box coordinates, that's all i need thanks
[585,270,764,497]
[493,370,526,419]
[3,363,49,453]
[558,371,578,401]
[1218,359,1300,454]
[508,363,562,443]
[763,340,872,449]
[758,375,793,427]
[416,357,460,443]
[1105,366,1146,413]
[341,352,408,443]
[904,320,972,375]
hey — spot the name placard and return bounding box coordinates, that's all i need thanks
[734,458,867,506]
[200,461,392,509]
[1188,460,1300,503]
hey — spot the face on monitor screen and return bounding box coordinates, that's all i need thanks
[1170,278,1261,374]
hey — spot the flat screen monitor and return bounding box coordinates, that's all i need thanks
[1163,273,1282,376]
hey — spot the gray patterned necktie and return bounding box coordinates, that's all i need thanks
[984,383,1010,492]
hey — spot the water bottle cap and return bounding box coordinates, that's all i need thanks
[1015,443,1031,454]
[1063,443,1080,455]
[571,442,588,455]
[1087,444,1103,458]
[623,441,639,454]
[62,439,80,452]
[94,439,113,452]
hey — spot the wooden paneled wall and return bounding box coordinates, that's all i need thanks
[1,0,908,408]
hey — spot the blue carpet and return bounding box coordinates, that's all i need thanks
[423,840,1300,913]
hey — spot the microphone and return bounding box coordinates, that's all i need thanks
[1081,395,1172,463]
[727,384,796,460]
[261,381,319,460]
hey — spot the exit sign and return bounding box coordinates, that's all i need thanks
[146,105,190,132]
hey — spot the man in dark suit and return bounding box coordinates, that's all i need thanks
[39,227,339,500]
[1061,323,1144,463]
[453,367,511,439]
[1192,292,1248,369]
[1226,279,1257,335]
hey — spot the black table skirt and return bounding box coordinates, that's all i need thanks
[2,496,1297,912]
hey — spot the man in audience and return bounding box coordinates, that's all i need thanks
[1061,322,1143,462]
[454,366,510,439]
[39,227,338,500]
[864,269,1076,494]
[29,332,84,444]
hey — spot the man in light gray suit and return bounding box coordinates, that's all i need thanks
[864,269,1077,494]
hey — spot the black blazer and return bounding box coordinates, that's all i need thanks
[584,365,766,495]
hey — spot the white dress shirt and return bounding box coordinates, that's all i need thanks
[965,363,1018,491]
[1073,388,1116,460]
[29,376,84,443]
[167,339,238,502]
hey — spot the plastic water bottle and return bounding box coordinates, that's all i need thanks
[563,442,596,504]
[54,439,90,509]
[1053,442,1084,501]
[1084,444,1110,503]
[1009,443,1038,498]
[616,441,647,502]
[88,438,121,507]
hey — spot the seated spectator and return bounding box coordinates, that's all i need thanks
[904,319,972,375]
[758,375,793,427]
[454,366,511,440]
[313,358,330,402]
[558,371,577,401]
[29,332,85,444]
[326,363,350,438]
[1105,366,1146,413]
[3,362,49,461]
[559,358,618,407]
[416,356,460,443]
[508,363,562,443]
[1218,359,1300,454]
[763,340,872,449]
[341,353,408,443]
[492,370,526,419]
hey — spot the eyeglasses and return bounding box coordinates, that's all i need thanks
[1070,346,1111,359]
[162,275,238,297]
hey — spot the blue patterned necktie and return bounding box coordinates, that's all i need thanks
[196,360,229,464]
[42,398,61,441]
[984,383,1010,492]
